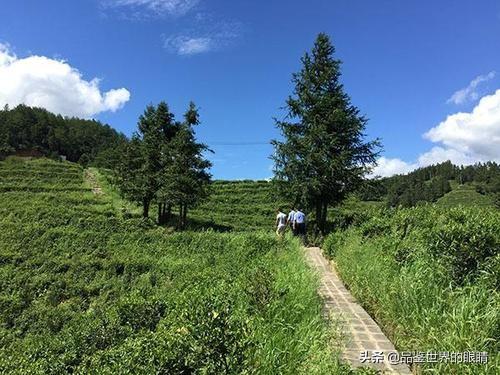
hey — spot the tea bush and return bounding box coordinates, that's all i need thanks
[324,205,500,374]
[0,158,345,374]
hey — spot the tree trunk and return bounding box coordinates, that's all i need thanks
[166,204,171,221]
[142,198,150,219]
[183,204,188,228]
[321,202,328,234]
[178,204,184,229]
[315,203,323,235]
[315,201,328,235]
[158,203,163,224]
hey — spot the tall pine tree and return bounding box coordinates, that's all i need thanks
[117,102,175,218]
[163,102,212,229]
[117,101,211,226]
[271,33,380,234]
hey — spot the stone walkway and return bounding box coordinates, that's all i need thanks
[305,247,412,374]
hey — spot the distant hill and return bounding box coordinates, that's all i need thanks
[0,104,127,167]
[359,161,499,209]
[437,182,495,208]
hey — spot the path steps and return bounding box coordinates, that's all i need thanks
[305,247,412,374]
[84,169,103,195]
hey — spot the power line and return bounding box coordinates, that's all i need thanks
[208,141,270,146]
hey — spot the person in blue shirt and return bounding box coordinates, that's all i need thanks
[293,208,306,238]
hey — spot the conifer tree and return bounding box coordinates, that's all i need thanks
[117,102,175,218]
[272,33,380,234]
[163,102,212,229]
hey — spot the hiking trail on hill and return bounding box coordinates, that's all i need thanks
[84,169,104,195]
[305,247,412,374]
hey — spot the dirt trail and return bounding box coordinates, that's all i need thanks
[305,247,412,374]
[84,169,104,195]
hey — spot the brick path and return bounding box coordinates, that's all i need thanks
[305,247,412,374]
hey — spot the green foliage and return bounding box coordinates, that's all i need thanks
[185,180,287,232]
[159,102,212,228]
[0,158,344,374]
[437,183,495,208]
[115,101,211,225]
[271,33,380,233]
[381,160,500,208]
[0,104,127,167]
[324,205,500,374]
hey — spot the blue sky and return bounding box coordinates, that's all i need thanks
[1,0,500,179]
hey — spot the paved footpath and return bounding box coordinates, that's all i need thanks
[305,247,412,374]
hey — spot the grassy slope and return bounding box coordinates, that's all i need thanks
[186,178,496,234]
[437,182,495,208]
[102,171,496,234]
[188,180,288,232]
[0,158,348,374]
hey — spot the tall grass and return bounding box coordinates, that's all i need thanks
[324,206,499,374]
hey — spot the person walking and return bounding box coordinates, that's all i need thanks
[293,208,306,240]
[275,208,287,236]
[287,207,296,235]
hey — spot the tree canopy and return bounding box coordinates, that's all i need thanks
[271,33,380,233]
[0,104,127,167]
[115,101,212,227]
[367,160,500,208]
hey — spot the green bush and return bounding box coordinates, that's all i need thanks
[0,158,344,374]
[323,205,500,374]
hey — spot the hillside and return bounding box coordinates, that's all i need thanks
[0,105,126,167]
[189,180,288,232]
[0,158,344,374]
[437,181,496,208]
[365,161,500,208]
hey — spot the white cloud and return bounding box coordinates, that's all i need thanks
[425,89,500,160]
[0,43,130,118]
[103,0,199,17]
[162,14,242,56]
[416,146,477,167]
[447,71,496,105]
[163,36,212,55]
[372,89,500,177]
[370,157,416,178]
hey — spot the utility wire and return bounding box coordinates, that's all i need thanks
[207,141,270,146]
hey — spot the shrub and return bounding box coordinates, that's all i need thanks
[323,205,500,374]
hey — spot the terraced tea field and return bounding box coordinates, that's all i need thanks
[189,180,288,232]
[0,158,345,374]
[437,182,495,208]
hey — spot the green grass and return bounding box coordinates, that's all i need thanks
[99,172,290,232]
[0,157,348,374]
[437,183,495,208]
[324,206,500,374]
[188,180,288,232]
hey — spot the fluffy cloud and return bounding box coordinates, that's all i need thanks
[447,71,496,105]
[426,89,500,160]
[0,43,130,118]
[103,0,199,17]
[372,89,500,177]
[163,36,212,55]
[370,157,417,177]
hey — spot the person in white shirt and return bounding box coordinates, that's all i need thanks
[287,207,296,235]
[293,208,306,238]
[275,208,287,236]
